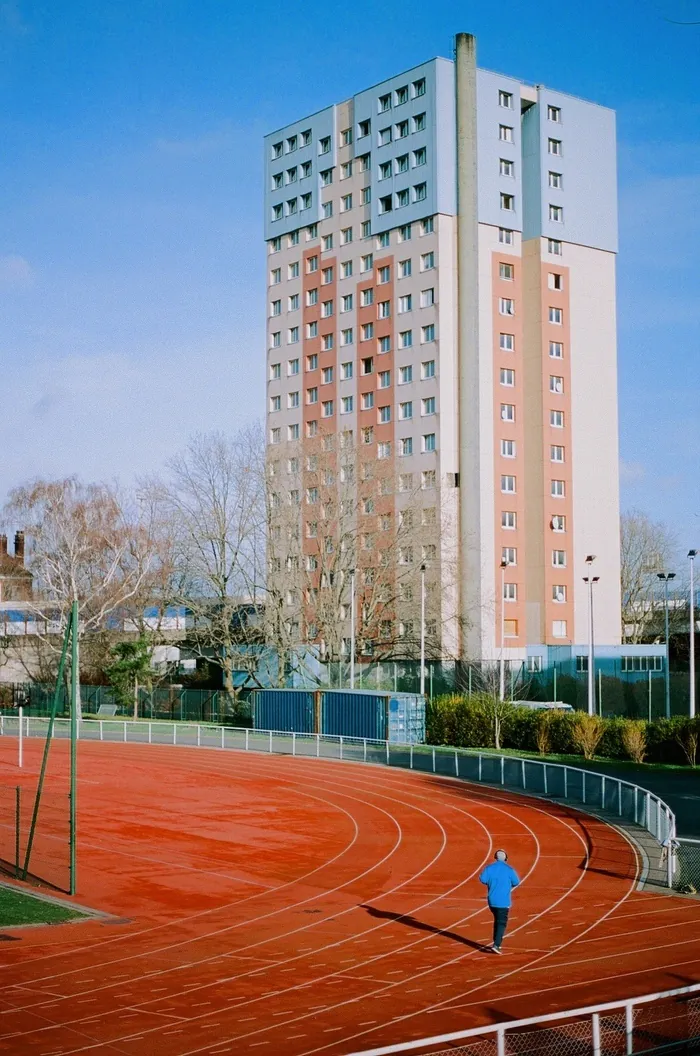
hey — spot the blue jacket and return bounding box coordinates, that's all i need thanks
[479,861,521,908]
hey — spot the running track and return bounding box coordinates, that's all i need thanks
[0,738,699,1056]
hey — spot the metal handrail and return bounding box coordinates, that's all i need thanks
[344,981,700,1055]
[0,716,677,883]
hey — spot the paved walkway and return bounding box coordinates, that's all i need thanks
[572,762,700,838]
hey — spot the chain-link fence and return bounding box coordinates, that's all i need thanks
[344,985,700,1056]
[673,838,700,894]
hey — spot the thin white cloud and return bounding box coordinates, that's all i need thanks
[0,254,34,288]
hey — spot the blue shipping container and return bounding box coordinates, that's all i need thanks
[253,690,314,733]
[322,690,425,744]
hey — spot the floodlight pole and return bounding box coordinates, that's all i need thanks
[420,564,426,698]
[350,571,356,690]
[70,600,78,895]
[689,550,697,719]
[583,555,598,716]
[658,572,676,720]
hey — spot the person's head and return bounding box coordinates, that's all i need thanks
[495,849,508,862]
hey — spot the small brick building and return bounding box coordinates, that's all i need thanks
[0,533,33,603]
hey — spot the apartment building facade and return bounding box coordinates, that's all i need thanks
[264,33,622,663]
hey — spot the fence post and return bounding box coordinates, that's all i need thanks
[618,781,622,816]
[339,736,344,761]
[656,798,661,839]
[245,728,249,752]
[292,731,296,757]
[432,746,436,772]
[583,771,586,804]
[197,725,201,747]
[601,775,606,810]
[645,791,651,833]
[543,764,548,795]
[1,714,3,736]
[148,722,152,745]
[564,767,568,798]
[667,824,673,889]
[521,758,526,789]
[625,1002,634,1054]
[500,756,505,785]
[123,721,127,743]
[221,726,225,750]
[592,1012,601,1056]
[496,1027,506,1056]
[15,786,20,878]
[455,750,459,777]
[269,729,273,754]
[634,785,638,823]
[317,734,320,758]
[173,724,177,746]
[363,739,367,762]
[478,754,482,781]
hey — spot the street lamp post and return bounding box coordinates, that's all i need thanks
[350,570,356,690]
[688,551,696,719]
[583,555,598,716]
[420,563,426,698]
[657,571,676,719]
[499,558,509,702]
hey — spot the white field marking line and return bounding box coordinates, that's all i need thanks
[0,776,417,1025]
[516,934,700,977]
[13,771,539,1053]
[0,773,364,981]
[51,771,586,1056]
[326,817,642,1055]
[0,773,480,1035]
[559,915,700,948]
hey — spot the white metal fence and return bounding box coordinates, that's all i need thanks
[0,715,677,883]
[343,983,700,1055]
[673,837,700,895]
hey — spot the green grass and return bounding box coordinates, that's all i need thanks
[419,744,697,772]
[0,886,84,928]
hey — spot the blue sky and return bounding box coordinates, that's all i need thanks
[0,0,698,546]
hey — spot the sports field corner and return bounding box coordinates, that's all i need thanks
[0,734,698,1056]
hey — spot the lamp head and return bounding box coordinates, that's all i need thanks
[689,550,698,559]
[585,554,596,565]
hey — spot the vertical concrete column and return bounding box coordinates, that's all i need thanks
[455,33,481,658]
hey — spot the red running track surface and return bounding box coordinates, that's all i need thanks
[0,739,698,1056]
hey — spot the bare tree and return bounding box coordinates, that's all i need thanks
[621,510,683,643]
[147,426,268,699]
[2,478,161,709]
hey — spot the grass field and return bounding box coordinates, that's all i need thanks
[0,885,84,928]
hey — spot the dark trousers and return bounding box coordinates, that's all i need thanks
[490,905,509,947]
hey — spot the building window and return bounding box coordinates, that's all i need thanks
[501,439,516,458]
[379,160,392,180]
[288,357,300,376]
[271,332,281,348]
[551,479,565,498]
[321,366,333,384]
[414,147,427,167]
[361,356,374,375]
[270,362,281,379]
[340,227,353,244]
[378,405,391,424]
[552,550,566,567]
[500,333,514,351]
[307,353,318,371]
[378,126,392,146]
[399,365,413,384]
[548,238,562,255]
[340,328,353,346]
[288,326,299,343]
[361,322,374,341]
[421,217,434,235]
[550,374,564,393]
[422,433,436,452]
[321,300,333,318]
[552,620,567,638]
[398,437,413,457]
[270,427,280,444]
[499,297,515,316]
[549,204,563,222]
[420,251,435,271]
[552,585,567,603]
[398,294,412,313]
[499,228,514,245]
[499,158,514,177]
[321,265,333,284]
[413,112,426,132]
[320,169,333,188]
[360,288,374,308]
[288,230,300,246]
[549,340,563,359]
[270,237,282,252]
[270,267,281,285]
[499,262,514,280]
[413,78,426,97]
[549,171,562,189]
[501,193,515,211]
[271,141,283,160]
[398,224,412,242]
[549,306,563,325]
[550,445,565,463]
[359,152,371,171]
[421,324,435,343]
[321,333,333,351]
[378,369,390,387]
[548,272,563,291]
[361,391,374,411]
[500,367,515,386]
[422,396,436,416]
[318,136,331,155]
[395,85,409,106]
[421,359,435,379]
[378,299,391,319]
[340,193,352,212]
[321,400,334,417]
[379,194,393,215]
[422,469,436,489]
[288,293,300,310]
[399,401,413,420]
[414,182,427,202]
[396,120,409,139]
[504,582,517,601]
[306,321,318,338]
[552,514,566,532]
[288,423,300,440]
[504,620,518,638]
[501,475,516,493]
[322,234,333,250]
[498,89,514,108]
[420,288,435,308]
[396,188,410,208]
[270,395,281,412]
[321,201,333,220]
[399,330,413,348]
[286,166,297,183]
[378,442,391,459]
[547,104,562,123]
[270,299,281,317]
[502,511,516,529]
[340,395,353,414]
[341,361,353,380]
[548,138,562,156]
[499,125,514,143]
[550,409,564,428]
[307,386,318,404]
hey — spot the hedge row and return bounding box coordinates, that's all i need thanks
[425,694,700,766]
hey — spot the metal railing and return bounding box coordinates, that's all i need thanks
[344,982,700,1055]
[0,716,677,882]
